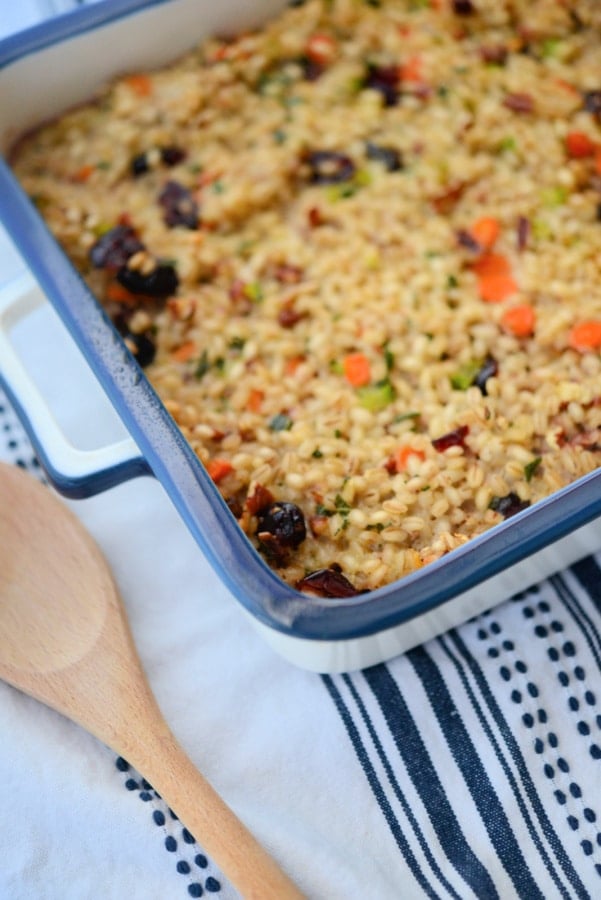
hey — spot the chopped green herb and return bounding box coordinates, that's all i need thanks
[334,494,352,516]
[273,128,287,144]
[269,412,293,431]
[524,456,542,482]
[195,349,210,380]
[214,356,226,373]
[498,136,517,153]
[366,522,388,532]
[228,336,246,351]
[540,186,567,208]
[244,282,264,303]
[357,378,395,412]
[211,180,226,194]
[540,38,562,59]
[315,503,334,517]
[334,429,343,438]
[532,218,552,240]
[437,85,450,99]
[447,274,459,289]
[96,160,111,170]
[383,344,395,372]
[329,359,344,375]
[450,359,481,391]
[393,411,420,423]
[312,448,323,458]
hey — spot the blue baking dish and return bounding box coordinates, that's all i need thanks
[1,0,601,672]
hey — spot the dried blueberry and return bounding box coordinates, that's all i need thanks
[365,142,403,172]
[583,90,601,117]
[296,566,362,598]
[123,332,156,368]
[130,153,150,177]
[305,150,356,185]
[256,501,307,551]
[490,492,530,518]
[474,355,498,395]
[158,180,199,229]
[89,225,145,271]
[364,64,400,107]
[117,262,179,298]
[299,57,324,82]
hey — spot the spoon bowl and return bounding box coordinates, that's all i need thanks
[0,462,304,900]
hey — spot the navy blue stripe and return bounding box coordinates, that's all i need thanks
[341,674,463,900]
[550,571,601,672]
[570,556,601,613]
[362,664,499,900]
[321,674,440,899]
[437,636,573,900]
[447,631,591,900]
[407,645,545,900]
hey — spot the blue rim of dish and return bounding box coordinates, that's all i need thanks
[1,0,601,643]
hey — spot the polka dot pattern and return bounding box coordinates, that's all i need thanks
[476,586,601,875]
[113,757,222,896]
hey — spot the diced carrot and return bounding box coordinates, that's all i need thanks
[470,216,500,250]
[247,388,264,412]
[401,55,423,83]
[285,355,305,376]
[73,164,94,183]
[171,340,197,362]
[501,303,536,337]
[125,73,153,97]
[306,33,337,66]
[472,253,518,302]
[105,281,138,304]
[343,352,371,387]
[565,131,595,159]
[568,320,601,352]
[206,458,234,483]
[393,445,426,473]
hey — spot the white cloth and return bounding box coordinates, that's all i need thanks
[1,5,600,899]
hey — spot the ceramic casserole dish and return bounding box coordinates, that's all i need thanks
[1,0,601,673]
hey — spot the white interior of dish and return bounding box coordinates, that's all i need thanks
[0,0,289,153]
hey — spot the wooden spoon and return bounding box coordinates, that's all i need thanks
[0,462,305,900]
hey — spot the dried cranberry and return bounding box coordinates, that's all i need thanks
[474,355,498,395]
[365,142,403,172]
[123,331,156,368]
[503,92,534,113]
[89,225,145,271]
[117,262,179,298]
[456,229,481,252]
[490,492,530,518]
[480,45,508,65]
[452,0,475,15]
[296,566,362,598]
[278,305,305,328]
[246,484,275,516]
[432,425,469,452]
[158,180,199,229]
[517,216,530,251]
[583,90,601,117]
[364,64,400,107]
[305,150,356,185]
[160,145,187,167]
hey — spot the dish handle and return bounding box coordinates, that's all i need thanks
[0,273,151,497]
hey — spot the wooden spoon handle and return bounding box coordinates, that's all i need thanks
[123,708,305,900]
